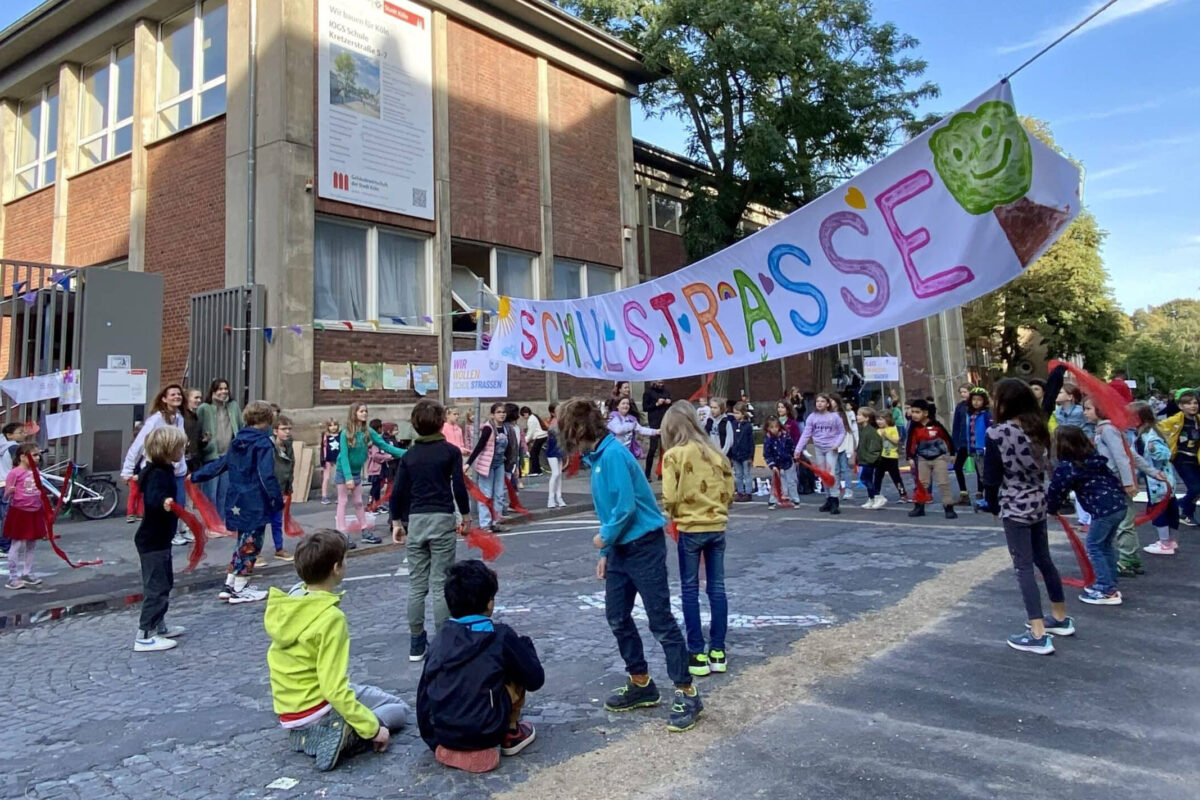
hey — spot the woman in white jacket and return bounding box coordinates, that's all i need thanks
[520,406,548,476]
[121,385,188,540]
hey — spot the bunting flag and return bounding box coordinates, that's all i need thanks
[12,280,26,294]
[282,494,306,538]
[504,475,532,517]
[464,527,504,561]
[171,505,208,572]
[21,291,36,306]
[185,479,233,537]
[314,322,326,331]
[49,272,73,290]
[28,461,103,568]
[126,476,144,518]
[464,474,497,520]
[289,325,304,336]
[263,327,274,344]
[368,320,380,331]
[1054,515,1098,590]
[341,321,354,331]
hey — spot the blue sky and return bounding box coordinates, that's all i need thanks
[3,0,1195,311]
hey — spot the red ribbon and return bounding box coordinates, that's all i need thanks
[795,457,836,489]
[911,477,933,504]
[565,452,582,478]
[28,461,103,568]
[1048,360,1136,430]
[464,527,504,561]
[464,474,497,520]
[687,373,715,403]
[185,479,232,537]
[1053,514,1098,589]
[283,494,305,538]
[171,504,208,572]
[504,475,532,517]
[770,468,794,508]
[666,520,680,543]
[126,476,144,517]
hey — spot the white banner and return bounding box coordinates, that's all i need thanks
[448,351,509,398]
[862,357,900,382]
[488,83,1080,380]
[317,0,434,219]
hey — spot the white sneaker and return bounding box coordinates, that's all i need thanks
[1143,540,1177,555]
[218,587,233,599]
[171,533,188,546]
[873,497,888,509]
[134,635,178,652]
[557,499,567,508]
[860,499,875,509]
[228,586,268,604]
[182,530,195,543]
[843,490,855,500]
[157,625,187,638]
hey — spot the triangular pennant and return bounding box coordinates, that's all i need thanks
[288,324,304,336]
[263,327,274,344]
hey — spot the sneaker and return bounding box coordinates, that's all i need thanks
[218,587,233,600]
[344,536,358,550]
[321,497,332,505]
[227,585,268,604]
[688,653,710,677]
[126,515,139,524]
[1179,517,1198,528]
[500,722,536,756]
[410,632,428,662]
[767,502,776,510]
[1007,631,1054,655]
[182,530,195,543]
[288,728,310,753]
[275,549,294,561]
[133,634,178,652]
[873,496,888,509]
[944,505,958,520]
[604,678,661,712]
[361,532,382,545]
[171,533,188,546]
[5,579,26,590]
[312,712,369,772]
[556,500,568,508]
[1026,615,1075,636]
[957,491,971,506]
[157,624,186,638]
[707,649,727,673]
[1143,540,1176,556]
[860,499,876,509]
[666,688,703,732]
[21,574,42,586]
[898,495,911,504]
[842,490,855,501]
[1079,588,1122,606]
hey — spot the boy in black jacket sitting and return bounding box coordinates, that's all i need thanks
[417,559,544,773]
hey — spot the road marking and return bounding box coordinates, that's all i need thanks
[523,518,598,526]
[735,513,997,532]
[342,573,394,583]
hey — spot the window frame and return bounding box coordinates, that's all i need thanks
[78,42,135,169]
[552,258,621,299]
[13,84,58,197]
[647,190,683,235]
[313,216,435,333]
[155,0,227,138]
[451,244,540,313]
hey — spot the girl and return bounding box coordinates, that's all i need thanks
[467,402,512,531]
[968,388,992,509]
[951,384,973,505]
[121,385,188,529]
[776,400,802,446]
[4,444,47,590]
[366,419,394,506]
[607,397,658,459]
[762,416,799,509]
[319,419,341,505]
[830,396,859,500]
[1083,397,1140,576]
[463,409,477,453]
[855,407,883,509]
[197,378,244,513]
[442,407,469,456]
[981,379,1073,655]
[545,403,566,508]
[794,394,846,514]
[335,403,406,545]
[1047,425,1128,607]
[1132,402,1180,556]
[521,406,548,476]
[873,413,909,504]
[661,401,733,678]
[133,426,189,652]
[727,403,755,502]
[557,398,700,732]
[905,399,958,519]
[1055,384,1087,433]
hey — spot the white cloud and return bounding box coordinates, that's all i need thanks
[998,0,1180,55]
[1085,161,1142,182]
[1089,186,1163,201]
[1054,99,1163,125]
[1115,132,1200,152]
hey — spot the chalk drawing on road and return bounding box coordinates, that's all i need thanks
[576,592,833,630]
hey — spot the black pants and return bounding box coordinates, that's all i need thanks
[1174,456,1200,522]
[528,438,545,475]
[605,531,690,686]
[952,449,969,494]
[872,457,906,497]
[644,435,660,479]
[138,548,174,634]
[1002,519,1063,621]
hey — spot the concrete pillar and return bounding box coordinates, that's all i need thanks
[615,95,639,289]
[923,308,968,414]
[536,57,556,402]
[128,19,158,273]
[432,10,454,405]
[0,100,18,253]
[224,0,250,288]
[51,62,82,265]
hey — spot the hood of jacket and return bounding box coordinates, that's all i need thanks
[263,586,342,647]
[424,617,498,675]
[231,425,274,457]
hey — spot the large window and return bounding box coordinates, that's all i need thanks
[646,190,682,234]
[79,43,135,168]
[14,85,58,196]
[553,259,620,299]
[157,0,227,136]
[314,218,432,329]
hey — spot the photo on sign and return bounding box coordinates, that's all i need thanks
[329,44,381,119]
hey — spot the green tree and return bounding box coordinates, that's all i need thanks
[332,52,358,101]
[1119,299,1200,393]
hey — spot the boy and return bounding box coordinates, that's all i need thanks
[418,559,543,773]
[390,399,472,662]
[0,421,25,554]
[269,415,295,562]
[133,426,190,652]
[265,530,412,771]
[192,401,282,604]
[905,399,959,519]
[1163,390,1200,526]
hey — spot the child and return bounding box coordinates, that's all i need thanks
[265,530,411,772]
[709,398,733,454]
[3,444,46,590]
[463,409,476,453]
[1083,397,1140,576]
[268,415,295,562]
[442,407,469,457]
[951,384,973,505]
[967,388,993,509]
[830,396,859,501]
[366,419,394,507]
[467,403,512,532]
[762,417,799,509]
[133,427,189,651]
[661,401,733,677]
[982,379,1073,655]
[1161,390,1199,527]
[319,419,340,505]
[192,401,284,604]
[389,399,472,662]
[1132,402,1181,556]
[557,397,701,732]
[1047,425,1129,606]
[1055,384,1086,432]
[855,407,883,509]
[727,402,755,502]
[905,399,958,519]
[544,403,566,509]
[607,397,658,458]
[335,403,406,546]
[521,407,548,476]
[793,394,846,514]
[0,421,27,555]
[873,413,908,504]
[418,559,544,773]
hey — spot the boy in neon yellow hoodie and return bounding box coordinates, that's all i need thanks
[265,529,412,771]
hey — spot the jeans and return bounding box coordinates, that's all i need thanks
[138,548,174,634]
[605,530,690,686]
[269,508,284,551]
[677,532,727,654]
[731,460,752,495]
[836,451,853,490]
[1003,518,1064,620]
[1174,456,1200,523]
[769,466,800,505]
[348,683,414,733]
[859,463,877,498]
[0,496,10,552]
[1085,509,1124,594]
[405,513,458,636]
[476,467,506,528]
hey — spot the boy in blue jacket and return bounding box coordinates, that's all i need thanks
[193,401,283,604]
[728,402,756,501]
[557,398,701,733]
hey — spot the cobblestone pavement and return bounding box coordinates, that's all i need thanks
[2,494,1197,799]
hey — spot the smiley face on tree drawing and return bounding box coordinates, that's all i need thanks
[929,100,1032,215]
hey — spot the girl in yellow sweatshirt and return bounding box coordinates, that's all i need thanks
[661,401,734,678]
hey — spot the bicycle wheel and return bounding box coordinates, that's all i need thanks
[77,476,120,520]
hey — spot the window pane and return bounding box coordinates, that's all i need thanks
[378,232,427,323]
[553,260,581,301]
[201,0,228,83]
[80,137,107,167]
[586,266,618,297]
[44,85,59,156]
[314,221,367,320]
[159,11,195,101]
[113,124,133,156]
[652,194,680,234]
[43,156,57,185]
[158,99,192,135]
[16,167,38,194]
[115,43,135,121]
[496,251,535,299]
[199,83,226,121]
[451,264,498,312]
[16,97,40,166]
[81,60,110,138]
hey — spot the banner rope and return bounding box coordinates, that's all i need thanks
[1003,0,1120,81]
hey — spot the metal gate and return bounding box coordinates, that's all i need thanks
[187,285,266,407]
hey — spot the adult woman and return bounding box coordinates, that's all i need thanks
[336,402,406,544]
[607,397,658,457]
[181,388,205,474]
[609,381,639,417]
[197,379,243,515]
[521,407,548,476]
[121,385,188,541]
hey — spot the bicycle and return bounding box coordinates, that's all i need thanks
[39,458,121,520]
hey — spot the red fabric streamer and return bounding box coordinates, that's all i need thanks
[282,494,305,538]
[1054,515,1098,589]
[171,505,208,572]
[687,373,715,403]
[770,468,794,508]
[504,475,532,517]
[666,520,680,543]
[184,479,232,537]
[28,462,103,568]
[465,527,504,561]
[565,452,582,478]
[126,477,144,517]
[911,477,933,504]
[655,453,663,478]
[1048,360,1135,430]
[464,474,497,520]
[796,458,836,489]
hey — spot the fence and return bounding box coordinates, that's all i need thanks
[187,285,266,407]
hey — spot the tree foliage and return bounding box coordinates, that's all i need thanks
[1118,299,1200,394]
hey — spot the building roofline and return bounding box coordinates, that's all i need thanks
[633,137,709,180]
